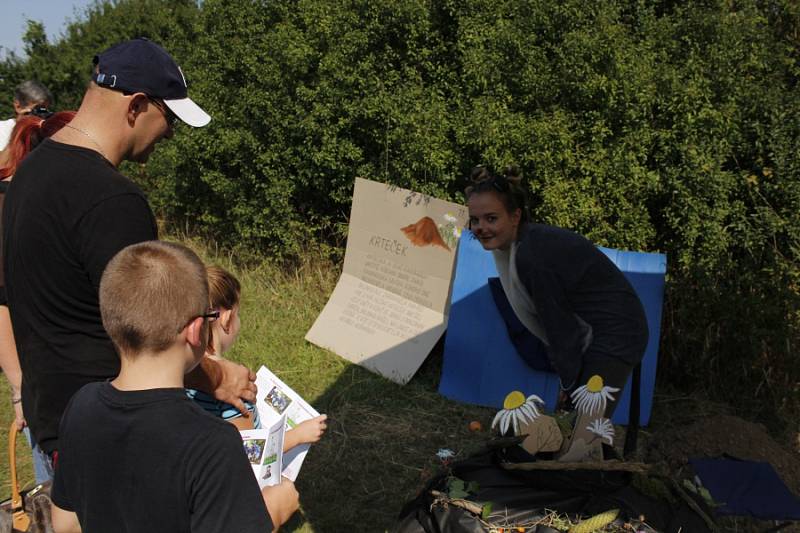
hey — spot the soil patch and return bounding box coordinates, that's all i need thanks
[644,414,800,496]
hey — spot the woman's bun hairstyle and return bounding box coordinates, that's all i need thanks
[465,164,529,223]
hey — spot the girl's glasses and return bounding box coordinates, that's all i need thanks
[200,309,220,323]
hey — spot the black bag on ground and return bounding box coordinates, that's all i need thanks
[395,449,713,533]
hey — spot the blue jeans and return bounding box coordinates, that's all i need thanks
[23,428,54,483]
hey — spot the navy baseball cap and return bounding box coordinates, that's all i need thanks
[92,38,211,127]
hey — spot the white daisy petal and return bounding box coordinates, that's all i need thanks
[575,397,585,413]
[592,396,603,415]
[518,403,534,424]
[583,399,593,413]
[570,385,585,402]
[500,411,510,435]
[491,410,504,430]
[515,407,529,427]
[603,386,620,403]
[526,397,543,417]
[584,396,593,414]
[527,394,544,406]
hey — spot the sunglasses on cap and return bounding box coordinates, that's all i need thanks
[26,106,53,119]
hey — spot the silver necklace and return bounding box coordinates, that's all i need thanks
[62,123,109,161]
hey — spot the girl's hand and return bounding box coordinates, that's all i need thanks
[291,415,328,445]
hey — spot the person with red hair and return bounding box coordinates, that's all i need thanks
[0,111,76,178]
[0,110,75,483]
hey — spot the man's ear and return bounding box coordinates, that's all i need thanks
[185,316,205,348]
[127,93,149,123]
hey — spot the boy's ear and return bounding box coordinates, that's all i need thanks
[184,316,205,348]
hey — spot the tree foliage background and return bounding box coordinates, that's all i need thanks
[2,0,798,429]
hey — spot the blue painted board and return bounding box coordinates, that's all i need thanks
[439,232,666,426]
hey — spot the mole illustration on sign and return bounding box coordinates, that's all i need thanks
[401,213,462,251]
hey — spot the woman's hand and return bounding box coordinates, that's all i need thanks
[12,395,26,431]
[185,355,258,416]
[213,358,258,416]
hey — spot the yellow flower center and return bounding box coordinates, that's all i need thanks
[586,375,604,393]
[503,391,525,410]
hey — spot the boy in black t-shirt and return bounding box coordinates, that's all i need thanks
[50,241,298,533]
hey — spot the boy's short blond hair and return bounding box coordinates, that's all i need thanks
[99,241,208,355]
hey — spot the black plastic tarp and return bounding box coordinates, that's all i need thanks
[395,450,713,533]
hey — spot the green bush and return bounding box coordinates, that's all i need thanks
[2,0,798,429]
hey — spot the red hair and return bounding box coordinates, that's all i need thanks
[0,111,76,179]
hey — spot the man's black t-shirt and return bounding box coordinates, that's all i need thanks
[2,139,157,453]
[52,382,273,533]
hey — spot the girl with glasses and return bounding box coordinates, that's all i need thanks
[186,266,328,451]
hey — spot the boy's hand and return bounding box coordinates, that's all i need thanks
[262,479,299,530]
[293,415,328,444]
[51,502,82,533]
[214,358,258,416]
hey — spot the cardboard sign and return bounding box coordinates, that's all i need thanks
[306,178,466,384]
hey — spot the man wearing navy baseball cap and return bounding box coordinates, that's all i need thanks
[3,38,256,483]
[92,37,211,129]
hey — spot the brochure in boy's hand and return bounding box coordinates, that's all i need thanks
[240,413,286,489]
[254,365,320,482]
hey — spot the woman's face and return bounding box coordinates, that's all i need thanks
[467,191,521,251]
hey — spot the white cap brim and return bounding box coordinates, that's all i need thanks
[164,97,211,128]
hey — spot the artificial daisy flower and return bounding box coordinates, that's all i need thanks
[570,375,620,416]
[586,418,615,445]
[436,448,456,461]
[492,391,544,436]
[443,212,457,223]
